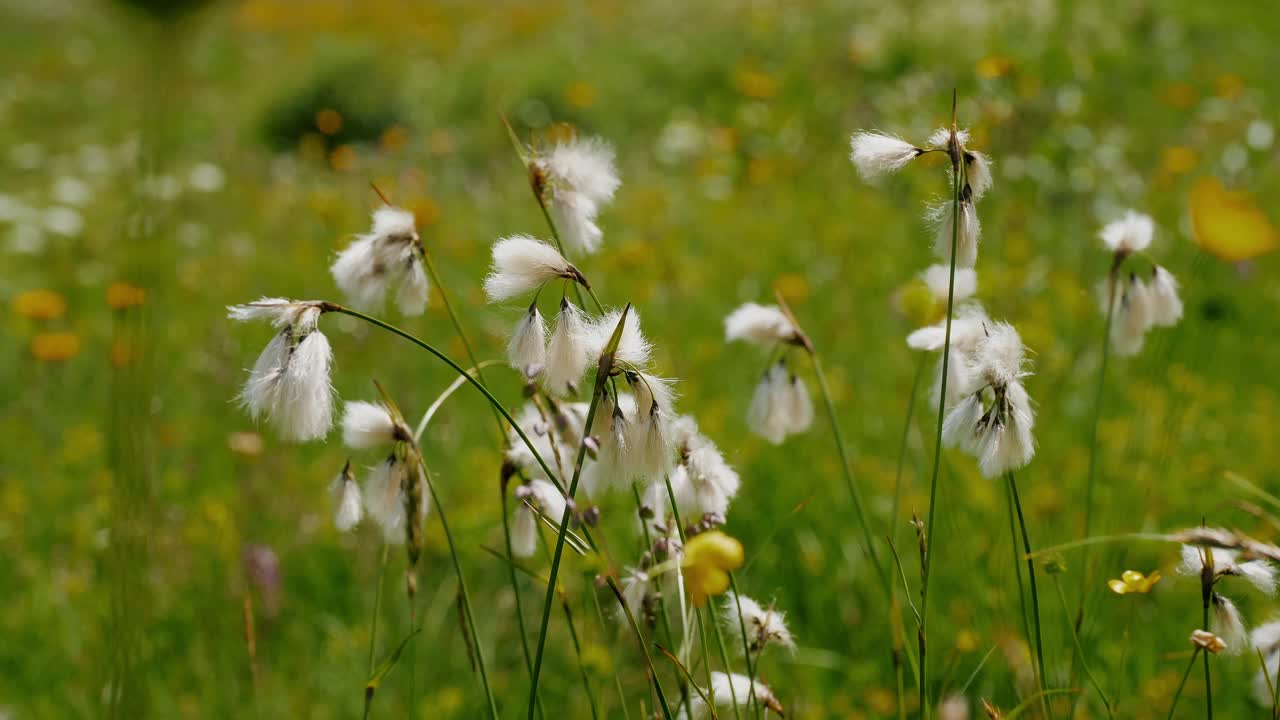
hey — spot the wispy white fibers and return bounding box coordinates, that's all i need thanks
[929,198,981,268]
[669,415,741,518]
[921,264,977,304]
[689,672,782,718]
[342,400,402,449]
[229,298,334,442]
[1252,621,1280,706]
[1178,545,1278,596]
[363,458,408,543]
[723,302,799,346]
[536,136,620,254]
[582,307,653,368]
[747,362,793,445]
[965,151,993,200]
[722,592,795,654]
[328,466,363,532]
[626,371,678,484]
[511,479,569,558]
[1100,210,1154,255]
[331,206,430,315]
[1147,266,1183,327]
[508,302,548,378]
[941,321,1036,477]
[1213,594,1248,654]
[1106,275,1153,357]
[544,298,590,396]
[907,303,990,406]
[848,131,921,178]
[483,235,580,301]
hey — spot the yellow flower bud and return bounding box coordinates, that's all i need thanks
[681,531,744,607]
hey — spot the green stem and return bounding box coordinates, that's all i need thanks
[891,353,927,544]
[919,131,963,720]
[527,310,627,717]
[501,483,545,719]
[1006,479,1032,664]
[1167,649,1201,720]
[695,609,720,717]
[1053,578,1114,718]
[728,574,762,719]
[708,603,744,720]
[1203,602,1213,720]
[589,581,632,720]
[363,543,389,720]
[1008,472,1052,720]
[420,461,499,720]
[607,576,675,719]
[563,593,602,720]
[808,350,890,596]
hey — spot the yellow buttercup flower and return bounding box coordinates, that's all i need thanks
[1108,569,1161,595]
[31,332,81,362]
[13,289,67,320]
[106,282,146,310]
[681,530,744,607]
[1189,176,1279,262]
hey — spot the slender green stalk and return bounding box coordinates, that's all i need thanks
[363,544,389,720]
[1008,472,1052,720]
[919,119,964,720]
[708,603,745,720]
[728,574,762,719]
[695,609,720,717]
[1052,578,1114,718]
[890,353,928,543]
[1167,649,1201,720]
[607,576,675,719]
[1006,480,1033,664]
[527,308,630,719]
[562,593,602,720]
[327,305,565,492]
[807,350,891,596]
[501,483,546,719]
[1203,602,1213,719]
[1082,261,1120,542]
[589,582,632,720]
[419,461,499,720]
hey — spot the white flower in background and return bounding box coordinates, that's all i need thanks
[722,592,795,654]
[331,206,430,315]
[848,131,922,178]
[1100,210,1154,256]
[941,321,1036,477]
[723,302,801,346]
[228,298,334,442]
[342,400,406,449]
[483,235,585,302]
[511,479,569,558]
[921,264,978,304]
[508,302,548,378]
[544,298,591,396]
[619,567,652,621]
[929,198,982,268]
[747,362,813,445]
[668,415,741,518]
[1105,275,1153,357]
[535,136,621,255]
[328,464,363,532]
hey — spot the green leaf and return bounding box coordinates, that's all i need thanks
[365,627,422,692]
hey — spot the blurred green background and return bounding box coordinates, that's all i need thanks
[3,0,1279,717]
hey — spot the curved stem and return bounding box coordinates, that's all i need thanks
[918,129,963,720]
[417,246,506,441]
[891,353,927,544]
[1009,472,1052,720]
[420,460,499,720]
[501,483,545,719]
[808,350,890,595]
[328,305,565,493]
[1053,578,1114,718]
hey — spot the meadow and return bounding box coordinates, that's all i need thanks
[3,0,1280,718]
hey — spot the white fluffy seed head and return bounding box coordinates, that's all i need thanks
[329,471,364,532]
[342,400,401,449]
[1252,621,1280,656]
[228,298,322,330]
[1148,266,1183,328]
[921,264,978,304]
[1108,276,1153,357]
[977,380,1036,477]
[707,672,780,715]
[1100,210,1155,255]
[396,257,429,316]
[849,131,920,178]
[363,458,407,544]
[237,326,335,442]
[543,299,591,396]
[538,137,620,255]
[1213,594,1248,654]
[583,308,653,369]
[722,592,796,654]
[930,200,981,268]
[966,151,993,200]
[747,363,792,445]
[974,321,1027,389]
[331,239,389,309]
[928,127,970,150]
[330,207,424,313]
[724,302,799,346]
[508,304,548,377]
[511,502,538,558]
[484,235,575,302]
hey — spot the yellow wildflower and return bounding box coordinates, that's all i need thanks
[1108,569,1161,595]
[1189,176,1279,262]
[31,332,81,362]
[13,289,67,320]
[681,530,744,607]
[106,282,146,310]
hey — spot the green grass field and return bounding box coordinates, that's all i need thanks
[4,0,1280,717]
